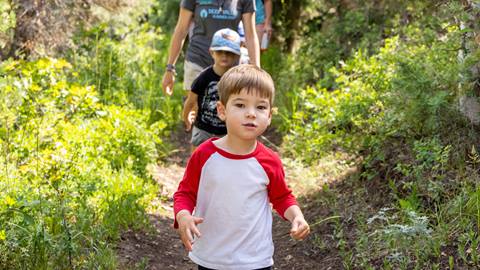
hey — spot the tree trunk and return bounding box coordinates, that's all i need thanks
[458,0,480,125]
[7,0,46,59]
[2,0,122,60]
[270,0,307,53]
[283,0,303,53]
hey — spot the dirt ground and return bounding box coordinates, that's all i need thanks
[117,127,343,270]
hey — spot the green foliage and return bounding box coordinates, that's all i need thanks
[260,45,301,125]
[272,0,439,91]
[0,58,160,269]
[282,41,394,163]
[282,16,469,162]
[148,0,181,34]
[278,1,480,268]
[384,28,461,136]
[395,138,451,183]
[70,17,183,129]
[366,208,436,268]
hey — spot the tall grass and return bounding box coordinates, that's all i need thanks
[70,21,184,131]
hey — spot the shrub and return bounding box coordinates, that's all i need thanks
[0,58,160,269]
[70,19,183,129]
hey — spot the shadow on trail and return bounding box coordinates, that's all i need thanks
[118,214,196,270]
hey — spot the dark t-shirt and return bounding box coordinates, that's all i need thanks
[181,0,255,68]
[191,66,227,135]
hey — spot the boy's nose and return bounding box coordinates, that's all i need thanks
[245,107,256,118]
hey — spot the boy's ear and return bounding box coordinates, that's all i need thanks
[267,109,272,126]
[209,48,214,57]
[216,101,226,121]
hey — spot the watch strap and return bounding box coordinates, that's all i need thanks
[166,64,177,75]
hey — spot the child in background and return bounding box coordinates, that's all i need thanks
[182,28,241,151]
[174,65,310,270]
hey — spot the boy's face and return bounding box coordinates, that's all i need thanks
[217,88,272,142]
[210,50,240,68]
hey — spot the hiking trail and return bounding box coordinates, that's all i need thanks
[117,126,346,270]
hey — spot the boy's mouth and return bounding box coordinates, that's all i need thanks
[242,123,257,128]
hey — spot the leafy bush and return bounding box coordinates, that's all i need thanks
[278,3,480,267]
[366,208,436,268]
[282,17,468,163]
[282,42,393,163]
[0,58,160,269]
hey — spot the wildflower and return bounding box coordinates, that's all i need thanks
[4,196,15,207]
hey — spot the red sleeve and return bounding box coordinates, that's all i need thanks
[257,144,298,219]
[173,141,215,228]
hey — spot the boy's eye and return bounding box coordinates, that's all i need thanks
[257,105,268,110]
[218,51,235,57]
[234,103,245,108]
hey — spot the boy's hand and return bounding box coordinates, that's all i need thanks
[284,205,310,240]
[176,211,203,251]
[289,216,310,240]
[182,92,198,132]
[184,111,196,132]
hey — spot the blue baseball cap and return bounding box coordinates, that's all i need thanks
[210,28,241,56]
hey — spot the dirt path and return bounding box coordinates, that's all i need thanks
[117,127,335,269]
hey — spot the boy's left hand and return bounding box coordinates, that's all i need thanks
[290,216,310,240]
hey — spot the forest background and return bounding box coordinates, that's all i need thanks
[1,0,480,269]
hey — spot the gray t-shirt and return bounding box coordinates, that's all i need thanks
[181,0,255,68]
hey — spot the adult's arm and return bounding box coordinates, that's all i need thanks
[162,8,194,95]
[242,12,260,67]
[263,0,273,36]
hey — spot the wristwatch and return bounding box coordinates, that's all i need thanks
[166,64,177,75]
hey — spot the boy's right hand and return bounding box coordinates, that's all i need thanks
[176,211,203,251]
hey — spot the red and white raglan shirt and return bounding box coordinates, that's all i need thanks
[174,138,298,270]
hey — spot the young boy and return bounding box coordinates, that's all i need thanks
[183,28,241,151]
[174,65,310,270]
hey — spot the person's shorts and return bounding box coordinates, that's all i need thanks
[191,126,223,147]
[184,60,205,91]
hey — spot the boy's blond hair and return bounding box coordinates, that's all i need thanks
[217,65,275,106]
